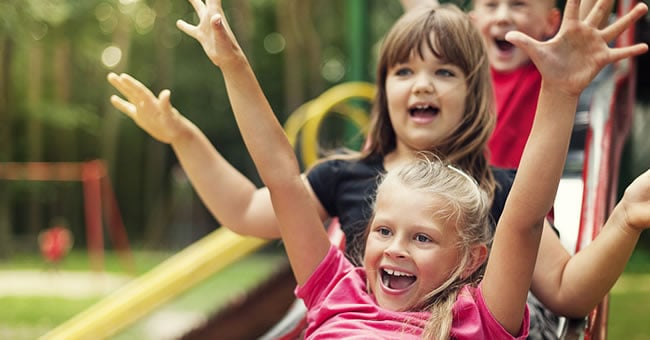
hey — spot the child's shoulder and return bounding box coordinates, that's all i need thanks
[452,285,529,339]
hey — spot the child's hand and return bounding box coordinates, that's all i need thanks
[176,0,244,68]
[505,0,648,97]
[107,72,187,144]
[620,169,650,232]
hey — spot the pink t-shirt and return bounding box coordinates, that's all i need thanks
[296,245,529,339]
[488,62,541,169]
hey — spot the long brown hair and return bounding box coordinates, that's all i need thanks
[363,4,496,201]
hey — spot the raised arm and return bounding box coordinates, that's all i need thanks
[177,0,330,284]
[528,167,650,318]
[107,73,286,239]
[481,0,648,334]
[107,1,334,240]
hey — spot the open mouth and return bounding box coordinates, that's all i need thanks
[381,268,416,290]
[409,104,440,119]
[495,38,515,52]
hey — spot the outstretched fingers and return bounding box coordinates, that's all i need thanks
[110,73,153,106]
[176,19,197,39]
[608,43,649,64]
[600,3,648,43]
[562,0,582,23]
[107,73,139,119]
[205,0,222,14]
[583,0,612,28]
[186,0,205,16]
[109,95,136,119]
[158,89,174,113]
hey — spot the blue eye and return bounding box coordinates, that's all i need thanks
[375,226,392,237]
[436,69,455,77]
[415,234,432,243]
[391,65,413,77]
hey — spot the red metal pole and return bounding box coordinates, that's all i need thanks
[82,160,104,272]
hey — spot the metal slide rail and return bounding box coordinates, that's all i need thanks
[40,82,375,340]
[559,0,639,339]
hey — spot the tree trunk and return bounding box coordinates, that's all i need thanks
[100,8,132,247]
[301,0,325,98]
[26,39,44,243]
[0,36,14,258]
[101,8,132,197]
[51,39,82,244]
[277,0,305,115]
[142,0,177,248]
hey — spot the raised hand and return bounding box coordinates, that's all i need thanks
[107,72,188,144]
[619,169,650,232]
[176,0,244,68]
[505,0,648,96]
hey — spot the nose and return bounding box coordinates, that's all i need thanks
[494,4,512,24]
[412,73,434,95]
[384,237,409,259]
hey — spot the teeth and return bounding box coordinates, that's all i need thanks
[384,269,414,277]
[415,104,429,109]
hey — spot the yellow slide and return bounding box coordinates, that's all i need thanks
[40,82,374,340]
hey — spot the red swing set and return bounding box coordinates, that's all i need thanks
[0,159,134,274]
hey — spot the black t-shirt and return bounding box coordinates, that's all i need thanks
[306,155,516,257]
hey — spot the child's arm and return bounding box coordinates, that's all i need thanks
[107,0,337,240]
[106,73,300,240]
[177,0,330,284]
[529,170,650,317]
[481,0,648,335]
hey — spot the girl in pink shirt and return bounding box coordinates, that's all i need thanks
[108,0,649,338]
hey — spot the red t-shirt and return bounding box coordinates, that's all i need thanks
[488,63,541,169]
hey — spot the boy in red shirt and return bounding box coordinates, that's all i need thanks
[402,0,607,168]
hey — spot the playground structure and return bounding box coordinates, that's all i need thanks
[41,0,641,338]
[0,160,134,274]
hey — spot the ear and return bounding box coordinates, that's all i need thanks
[468,10,477,24]
[461,244,488,279]
[544,8,562,38]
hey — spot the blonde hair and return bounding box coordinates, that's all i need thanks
[363,4,496,201]
[370,153,492,339]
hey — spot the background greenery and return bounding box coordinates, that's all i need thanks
[0,249,648,339]
[0,0,409,254]
[1,0,650,338]
[1,0,650,253]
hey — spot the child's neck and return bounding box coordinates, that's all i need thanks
[384,148,421,172]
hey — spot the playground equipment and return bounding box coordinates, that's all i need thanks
[39,82,375,340]
[0,160,134,274]
[38,225,74,265]
[41,0,640,336]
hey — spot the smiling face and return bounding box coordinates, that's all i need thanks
[365,5,495,177]
[385,43,468,155]
[470,0,560,72]
[363,176,462,311]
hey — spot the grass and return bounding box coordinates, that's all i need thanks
[1,247,649,339]
[608,249,650,339]
[609,274,650,339]
[0,249,173,275]
[0,247,287,340]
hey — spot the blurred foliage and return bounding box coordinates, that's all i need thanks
[2,0,649,253]
[0,0,406,252]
